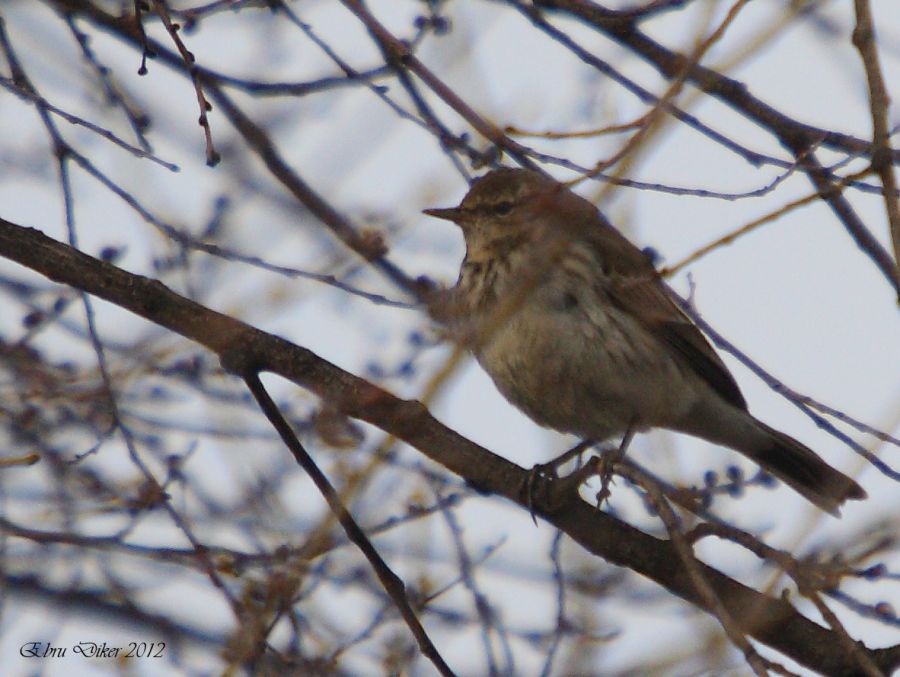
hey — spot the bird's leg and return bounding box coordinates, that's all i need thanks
[525,439,595,522]
[595,419,638,507]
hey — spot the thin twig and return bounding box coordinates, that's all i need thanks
[148,0,220,165]
[239,371,455,677]
[852,0,900,293]
[618,462,773,677]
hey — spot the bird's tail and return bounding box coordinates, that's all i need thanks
[745,421,866,515]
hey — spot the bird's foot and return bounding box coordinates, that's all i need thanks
[524,439,595,523]
[594,426,635,508]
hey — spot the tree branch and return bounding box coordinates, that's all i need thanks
[1,216,897,676]
[532,0,900,299]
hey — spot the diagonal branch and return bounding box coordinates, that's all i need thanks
[1,216,898,676]
[239,371,454,676]
[48,0,424,300]
[531,0,900,299]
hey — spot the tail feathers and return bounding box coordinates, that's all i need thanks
[749,423,866,516]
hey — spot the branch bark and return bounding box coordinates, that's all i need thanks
[1,216,897,676]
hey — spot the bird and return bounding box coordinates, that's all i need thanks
[423,167,865,515]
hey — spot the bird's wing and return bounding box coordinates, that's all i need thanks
[559,192,748,411]
[607,267,748,411]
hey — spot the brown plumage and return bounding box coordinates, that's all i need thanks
[425,168,865,515]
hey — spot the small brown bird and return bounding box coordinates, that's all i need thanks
[424,168,865,515]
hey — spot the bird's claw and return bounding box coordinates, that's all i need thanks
[524,439,595,524]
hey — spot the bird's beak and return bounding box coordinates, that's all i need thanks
[422,207,464,223]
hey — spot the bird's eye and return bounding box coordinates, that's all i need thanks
[492,201,514,215]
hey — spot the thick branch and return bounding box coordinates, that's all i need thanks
[1,217,897,675]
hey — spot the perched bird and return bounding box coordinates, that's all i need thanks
[424,168,865,515]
